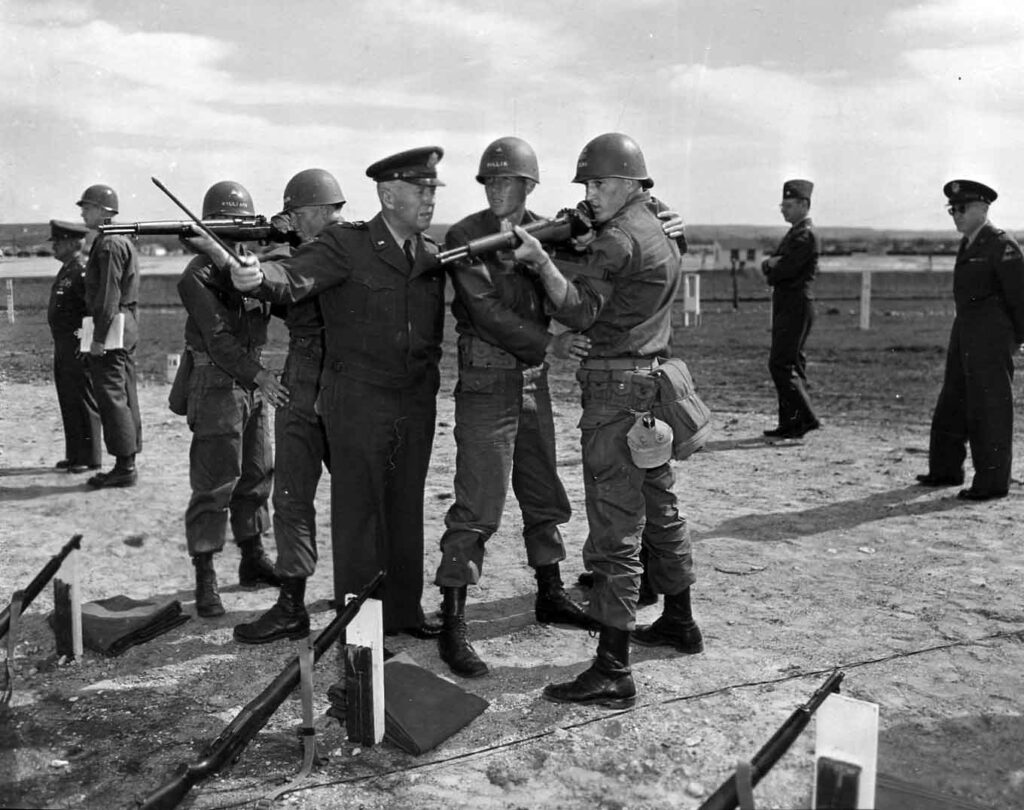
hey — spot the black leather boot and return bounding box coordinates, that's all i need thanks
[233,577,310,644]
[193,553,225,618]
[543,625,636,708]
[237,536,281,589]
[632,587,703,653]
[534,564,599,630]
[87,454,138,488]
[438,586,488,678]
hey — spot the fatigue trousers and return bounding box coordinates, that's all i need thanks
[52,333,101,467]
[184,364,272,555]
[577,370,695,631]
[272,337,329,578]
[928,314,1017,495]
[89,347,143,457]
[769,290,817,427]
[321,368,438,633]
[434,364,571,587]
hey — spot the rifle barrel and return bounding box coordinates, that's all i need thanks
[137,569,386,810]
[0,535,82,641]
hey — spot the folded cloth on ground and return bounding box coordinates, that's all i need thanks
[75,595,190,656]
[383,655,489,755]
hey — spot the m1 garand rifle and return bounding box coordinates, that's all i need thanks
[0,534,82,641]
[698,669,845,810]
[435,201,594,265]
[136,569,385,810]
[99,215,300,246]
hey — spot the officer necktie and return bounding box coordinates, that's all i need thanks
[403,238,415,269]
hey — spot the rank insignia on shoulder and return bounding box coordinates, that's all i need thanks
[1002,243,1022,262]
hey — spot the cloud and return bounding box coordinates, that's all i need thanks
[886,0,1024,38]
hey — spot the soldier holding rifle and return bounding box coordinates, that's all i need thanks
[178,181,284,618]
[512,133,703,708]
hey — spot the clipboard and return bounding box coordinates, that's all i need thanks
[79,312,125,352]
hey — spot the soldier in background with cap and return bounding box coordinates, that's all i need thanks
[178,181,285,619]
[761,179,822,439]
[190,147,448,640]
[916,179,1024,501]
[512,133,702,708]
[234,169,356,644]
[47,219,102,474]
[77,183,143,487]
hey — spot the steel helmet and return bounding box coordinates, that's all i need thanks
[76,184,119,213]
[476,137,540,184]
[202,181,255,218]
[573,133,653,189]
[626,413,674,468]
[282,168,346,211]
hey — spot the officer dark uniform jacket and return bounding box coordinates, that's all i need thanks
[925,179,1024,499]
[83,226,143,460]
[252,148,446,634]
[763,179,821,434]
[47,220,101,470]
[549,186,695,631]
[178,255,273,555]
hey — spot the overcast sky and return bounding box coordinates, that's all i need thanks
[1,0,1021,230]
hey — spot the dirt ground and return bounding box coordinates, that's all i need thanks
[2,300,1024,810]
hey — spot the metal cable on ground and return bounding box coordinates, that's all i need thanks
[206,625,1024,809]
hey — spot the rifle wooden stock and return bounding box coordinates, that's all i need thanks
[436,203,593,266]
[99,217,292,244]
[698,670,844,810]
[0,535,81,641]
[136,570,385,810]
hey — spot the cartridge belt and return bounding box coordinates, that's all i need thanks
[459,334,521,370]
[580,356,660,372]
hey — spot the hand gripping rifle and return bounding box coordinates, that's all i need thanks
[436,201,594,266]
[99,216,299,246]
[0,534,82,641]
[136,569,385,810]
[697,669,845,810]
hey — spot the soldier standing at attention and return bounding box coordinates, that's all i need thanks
[234,169,364,643]
[178,181,285,618]
[761,179,821,439]
[432,137,596,679]
[77,184,143,488]
[47,219,102,474]
[917,179,1024,501]
[192,148,449,639]
[513,133,703,708]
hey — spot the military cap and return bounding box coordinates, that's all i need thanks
[943,179,997,205]
[48,219,89,241]
[782,179,813,201]
[365,146,445,186]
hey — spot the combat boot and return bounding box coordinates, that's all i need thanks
[193,553,225,618]
[543,625,636,708]
[87,454,138,488]
[534,563,599,630]
[233,577,310,644]
[237,535,281,589]
[632,587,703,653]
[438,586,488,678]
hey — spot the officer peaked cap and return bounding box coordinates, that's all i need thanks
[48,219,89,241]
[782,179,813,201]
[943,179,997,205]
[366,146,446,187]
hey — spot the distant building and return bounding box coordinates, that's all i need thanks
[713,237,769,270]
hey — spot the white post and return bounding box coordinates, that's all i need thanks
[67,548,83,660]
[345,595,384,744]
[859,270,872,330]
[682,273,702,326]
[165,353,180,384]
[5,279,13,324]
[813,692,879,808]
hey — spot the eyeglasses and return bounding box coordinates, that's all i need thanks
[947,204,969,215]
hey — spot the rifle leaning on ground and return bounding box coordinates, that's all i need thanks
[435,201,594,265]
[698,669,845,810]
[136,569,386,810]
[0,534,82,641]
[99,216,300,246]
